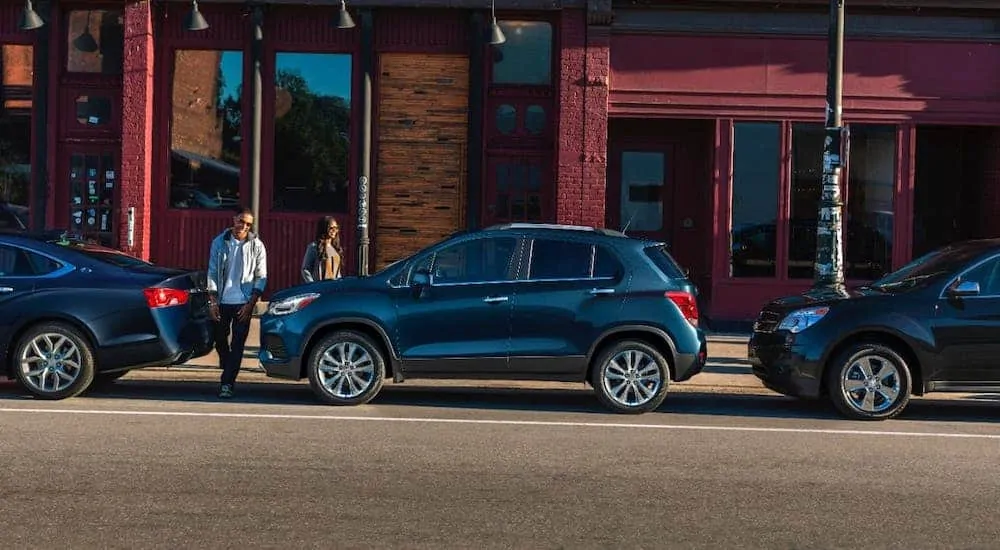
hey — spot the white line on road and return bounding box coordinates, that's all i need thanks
[1,406,999,439]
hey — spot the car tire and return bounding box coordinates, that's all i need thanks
[591,339,670,414]
[11,322,96,400]
[307,330,386,406]
[826,342,912,421]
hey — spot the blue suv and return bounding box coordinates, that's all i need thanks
[259,223,707,414]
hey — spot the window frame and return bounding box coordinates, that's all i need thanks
[728,119,903,284]
[264,49,355,215]
[0,243,74,279]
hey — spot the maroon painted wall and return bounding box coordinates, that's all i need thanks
[610,34,1000,123]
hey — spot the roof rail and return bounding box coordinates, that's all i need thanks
[484,222,628,237]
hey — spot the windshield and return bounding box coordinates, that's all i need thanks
[870,246,984,291]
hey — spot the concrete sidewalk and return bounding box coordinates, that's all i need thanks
[144,317,763,393]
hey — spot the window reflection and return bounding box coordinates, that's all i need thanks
[731,122,780,278]
[272,52,352,213]
[846,125,895,280]
[492,21,552,85]
[0,44,33,230]
[66,10,124,75]
[493,160,545,222]
[169,50,243,210]
[788,123,825,279]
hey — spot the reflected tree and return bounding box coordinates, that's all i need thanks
[272,70,350,209]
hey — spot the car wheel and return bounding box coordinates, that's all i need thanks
[11,322,96,400]
[827,342,912,421]
[307,330,386,406]
[592,340,670,414]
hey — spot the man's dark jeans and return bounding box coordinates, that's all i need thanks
[215,303,251,386]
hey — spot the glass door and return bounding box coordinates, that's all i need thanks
[66,149,118,247]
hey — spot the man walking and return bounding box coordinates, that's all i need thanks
[206,207,268,398]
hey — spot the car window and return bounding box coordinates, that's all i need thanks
[529,239,593,280]
[593,246,622,279]
[51,241,152,269]
[0,244,59,277]
[428,237,518,285]
[957,255,1000,296]
[643,244,686,279]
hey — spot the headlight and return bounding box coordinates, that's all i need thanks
[267,293,321,316]
[777,306,830,333]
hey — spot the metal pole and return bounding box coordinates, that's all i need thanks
[813,0,846,289]
[30,0,51,232]
[249,5,264,227]
[356,9,373,276]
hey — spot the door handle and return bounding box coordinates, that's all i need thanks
[588,288,615,295]
[0,287,13,293]
[483,296,509,304]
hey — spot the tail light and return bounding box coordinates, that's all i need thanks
[665,290,699,327]
[144,287,190,308]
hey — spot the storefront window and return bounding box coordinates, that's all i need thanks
[0,44,33,230]
[845,126,896,280]
[271,52,352,213]
[66,10,124,75]
[168,50,243,210]
[491,21,552,86]
[731,122,780,278]
[788,123,825,279]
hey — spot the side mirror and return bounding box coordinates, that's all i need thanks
[410,269,431,291]
[949,280,980,298]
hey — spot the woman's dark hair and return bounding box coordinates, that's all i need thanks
[314,215,342,258]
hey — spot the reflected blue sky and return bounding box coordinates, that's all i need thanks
[218,51,352,103]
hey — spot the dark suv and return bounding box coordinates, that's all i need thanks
[259,223,708,413]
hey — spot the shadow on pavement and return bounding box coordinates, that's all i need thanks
[1,377,998,424]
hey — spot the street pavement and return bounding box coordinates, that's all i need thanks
[1,379,999,549]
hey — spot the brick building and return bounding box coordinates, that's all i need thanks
[2,0,1000,325]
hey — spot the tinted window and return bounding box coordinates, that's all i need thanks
[529,239,593,280]
[644,245,686,279]
[872,245,985,291]
[594,246,622,279]
[0,245,59,277]
[430,237,518,285]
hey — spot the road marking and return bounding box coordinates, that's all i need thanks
[1,406,999,440]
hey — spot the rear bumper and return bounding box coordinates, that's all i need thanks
[674,340,708,382]
[97,318,214,372]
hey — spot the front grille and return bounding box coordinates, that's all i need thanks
[263,334,288,360]
[753,309,783,333]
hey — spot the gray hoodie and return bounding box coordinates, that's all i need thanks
[207,229,268,302]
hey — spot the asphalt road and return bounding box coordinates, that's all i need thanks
[2,379,999,549]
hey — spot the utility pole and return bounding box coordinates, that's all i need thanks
[814,0,847,290]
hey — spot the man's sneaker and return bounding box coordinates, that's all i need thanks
[219,384,234,398]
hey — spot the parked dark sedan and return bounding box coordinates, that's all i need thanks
[749,238,1000,420]
[259,223,707,414]
[0,231,214,399]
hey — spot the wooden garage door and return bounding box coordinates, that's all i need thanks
[375,53,469,270]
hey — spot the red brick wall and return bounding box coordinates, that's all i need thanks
[119,0,154,259]
[555,9,609,228]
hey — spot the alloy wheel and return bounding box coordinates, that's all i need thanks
[840,354,902,415]
[19,333,84,394]
[601,349,663,408]
[316,341,377,399]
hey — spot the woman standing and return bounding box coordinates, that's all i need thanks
[301,216,343,283]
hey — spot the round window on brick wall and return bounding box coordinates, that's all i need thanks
[496,104,516,135]
[525,105,545,135]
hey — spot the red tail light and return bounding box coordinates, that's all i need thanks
[665,291,699,327]
[144,288,190,308]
